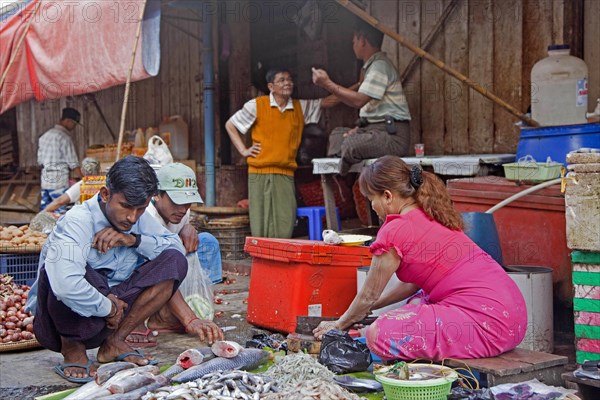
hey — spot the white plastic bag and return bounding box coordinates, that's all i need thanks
[143,135,173,167]
[180,253,214,320]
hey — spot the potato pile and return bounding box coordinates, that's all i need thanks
[0,274,36,343]
[0,225,47,249]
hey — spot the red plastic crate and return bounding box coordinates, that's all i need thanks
[245,237,372,333]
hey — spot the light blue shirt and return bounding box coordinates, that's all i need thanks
[25,194,185,317]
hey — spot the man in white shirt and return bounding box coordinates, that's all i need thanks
[26,157,200,383]
[37,107,82,210]
[42,157,101,213]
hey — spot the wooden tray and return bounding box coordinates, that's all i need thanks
[0,338,41,353]
[0,244,42,254]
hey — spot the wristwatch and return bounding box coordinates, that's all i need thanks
[131,233,141,248]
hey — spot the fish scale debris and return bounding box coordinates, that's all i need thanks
[264,352,335,386]
[142,370,278,400]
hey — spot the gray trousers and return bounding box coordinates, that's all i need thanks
[327,121,411,175]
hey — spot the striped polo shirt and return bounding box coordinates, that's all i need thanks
[358,52,411,122]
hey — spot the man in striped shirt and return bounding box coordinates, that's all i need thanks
[37,107,82,210]
[312,20,412,176]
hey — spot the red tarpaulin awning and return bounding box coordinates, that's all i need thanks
[0,0,161,114]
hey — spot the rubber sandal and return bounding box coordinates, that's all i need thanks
[114,349,159,365]
[53,359,95,383]
[125,328,158,348]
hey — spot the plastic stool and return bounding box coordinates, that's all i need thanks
[296,206,341,240]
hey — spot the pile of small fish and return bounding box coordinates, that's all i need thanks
[264,352,334,386]
[64,363,167,400]
[262,378,366,400]
[143,370,278,400]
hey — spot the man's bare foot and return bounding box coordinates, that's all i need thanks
[97,336,155,365]
[146,312,184,333]
[125,324,158,347]
[59,337,98,380]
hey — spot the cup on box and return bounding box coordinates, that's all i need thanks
[415,143,425,158]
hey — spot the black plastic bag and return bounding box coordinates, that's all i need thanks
[318,330,372,374]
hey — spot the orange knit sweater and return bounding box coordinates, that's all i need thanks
[247,96,304,176]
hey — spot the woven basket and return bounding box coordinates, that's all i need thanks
[0,338,41,353]
[375,364,458,400]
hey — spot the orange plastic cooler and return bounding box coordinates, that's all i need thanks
[245,237,372,333]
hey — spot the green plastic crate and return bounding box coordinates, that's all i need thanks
[503,155,562,182]
[572,251,600,264]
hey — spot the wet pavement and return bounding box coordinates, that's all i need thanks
[0,259,265,400]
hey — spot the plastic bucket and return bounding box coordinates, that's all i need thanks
[505,265,554,352]
[461,212,504,266]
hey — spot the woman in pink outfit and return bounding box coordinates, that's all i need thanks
[314,156,527,361]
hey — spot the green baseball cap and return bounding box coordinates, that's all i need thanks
[156,163,203,205]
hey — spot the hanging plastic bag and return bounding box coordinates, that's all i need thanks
[179,253,214,321]
[143,135,173,167]
[318,330,372,374]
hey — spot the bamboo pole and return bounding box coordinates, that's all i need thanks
[116,0,148,160]
[336,0,540,127]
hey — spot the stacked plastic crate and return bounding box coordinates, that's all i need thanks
[565,150,600,364]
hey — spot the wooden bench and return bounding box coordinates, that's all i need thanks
[562,372,600,400]
[444,348,568,386]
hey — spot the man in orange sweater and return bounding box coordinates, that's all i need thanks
[225,68,336,238]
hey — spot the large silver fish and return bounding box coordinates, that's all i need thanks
[172,349,270,383]
[176,346,215,369]
[95,361,137,384]
[96,375,168,399]
[63,379,111,400]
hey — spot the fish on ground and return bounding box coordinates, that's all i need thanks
[176,346,215,369]
[95,361,137,384]
[95,375,168,400]
[211,340,244,358]
[172,349,270,383]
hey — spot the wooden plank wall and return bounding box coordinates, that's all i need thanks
[365,0,596,155]
[14,0,599,168]
[16,5,207,168]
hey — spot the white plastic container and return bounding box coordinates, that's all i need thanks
[356,267,407,316]
[159,115,189,160]
[506,266,554,353]
[531,44,588,126]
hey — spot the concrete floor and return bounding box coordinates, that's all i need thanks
[0,259,262,400]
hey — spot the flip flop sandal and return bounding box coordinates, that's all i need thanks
[53,359,95,384]
[114,349,159,365]
[125,328,158,348]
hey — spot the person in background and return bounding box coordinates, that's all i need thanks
[42,157,101,213]
[314,156,527,361]
[133,162,223,346]
[25,156,222,384]
[38,107,83,210]
[225,67,337,238]
[312,19,412,176]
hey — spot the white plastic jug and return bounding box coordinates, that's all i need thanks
[159,115,189,160]
[531,44,588,126]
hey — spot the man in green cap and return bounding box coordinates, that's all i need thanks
[37,107,83,210]
[131,162,223,346]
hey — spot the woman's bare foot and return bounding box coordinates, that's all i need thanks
[97,336,155,365]
[146,310,184,332]
[59,337,98,380]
